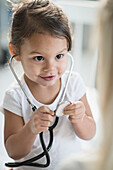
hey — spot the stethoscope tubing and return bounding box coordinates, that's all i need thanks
[5,52,74,168]
[5,111,59,168]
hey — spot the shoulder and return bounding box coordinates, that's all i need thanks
[2,76,25,116]
[62,71,86,101]
[62,71,85,87]
[4,76,24,97]
[62,71,81,80]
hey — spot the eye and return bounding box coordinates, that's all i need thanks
[34,56,44,61]
[56,54,64,60]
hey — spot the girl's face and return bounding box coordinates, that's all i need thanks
[19,33,68,87]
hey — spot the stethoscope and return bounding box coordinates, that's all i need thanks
[5,52,74,168]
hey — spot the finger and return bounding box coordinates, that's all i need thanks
[32,125,49,134]
[41,113,54,122]
[38,120,51,127]
[68,116,82,123]
[64,107,84,116]
[40,127,49,132]
[32,120,51,134]
[64,102,82,111]
[74,101,84,108]
[35,112,54,122]
[69,112,84,119]
[39,106,54,116]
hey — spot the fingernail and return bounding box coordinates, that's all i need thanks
[52,112,55,115]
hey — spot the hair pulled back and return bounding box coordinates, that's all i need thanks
[8,0,72,54]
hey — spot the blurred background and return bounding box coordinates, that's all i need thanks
[0,0,100,169]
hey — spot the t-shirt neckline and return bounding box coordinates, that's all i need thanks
[22,75,65,108]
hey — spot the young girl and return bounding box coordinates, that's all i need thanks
[3,0,96,169]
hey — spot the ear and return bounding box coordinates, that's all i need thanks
[9,43,20,61]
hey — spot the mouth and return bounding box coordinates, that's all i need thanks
[40,75,56,81]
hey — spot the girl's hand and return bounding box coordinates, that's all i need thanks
[30,106,54,134]
[63,101,86,123]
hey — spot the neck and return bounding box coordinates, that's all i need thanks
[24,75,61,104]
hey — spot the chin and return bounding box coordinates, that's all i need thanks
[42,82,56,87]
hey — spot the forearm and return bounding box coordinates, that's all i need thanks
[72,114,96,140]
[5,120,37,160]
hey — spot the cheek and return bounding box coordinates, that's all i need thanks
[21,61,40,76]
[58,60,67,75]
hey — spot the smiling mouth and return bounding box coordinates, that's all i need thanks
[40,75,56,81]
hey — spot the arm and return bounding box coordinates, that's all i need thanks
[64,94,96,140]
[4,106,54,160]
[4,109,37,160]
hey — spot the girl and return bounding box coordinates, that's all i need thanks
[3,0,96,169]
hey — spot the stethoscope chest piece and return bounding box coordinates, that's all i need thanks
[55,101,70,117]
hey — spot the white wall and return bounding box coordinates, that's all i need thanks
[56,1,99,87]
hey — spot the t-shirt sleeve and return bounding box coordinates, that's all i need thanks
[3,89,22,117]
[68,72,86,102]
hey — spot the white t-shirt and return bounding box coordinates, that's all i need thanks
[55,152,99,170]
[3,72,86,170]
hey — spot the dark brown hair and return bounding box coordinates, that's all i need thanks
[8,0,72,54]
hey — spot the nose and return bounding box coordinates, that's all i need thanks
[43,60,55,72]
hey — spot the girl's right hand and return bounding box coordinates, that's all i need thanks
[30,106,55,134]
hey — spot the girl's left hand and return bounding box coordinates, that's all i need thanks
[63,101,86,123]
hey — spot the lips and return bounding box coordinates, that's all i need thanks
[40,75,56,81]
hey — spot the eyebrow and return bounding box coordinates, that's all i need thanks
[58,48,67,53]
[29,48,67,55]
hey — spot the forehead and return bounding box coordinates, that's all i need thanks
[20,33,68,54]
